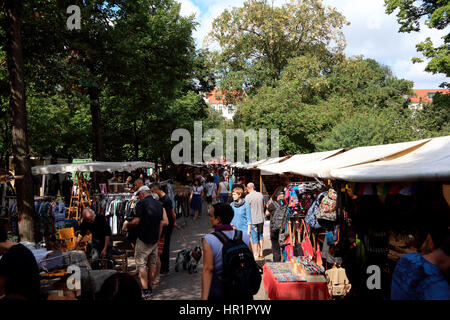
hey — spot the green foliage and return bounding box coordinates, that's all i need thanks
[207,0,348,93]
[0,0,225,166]
[27,93,92,158]
[235,56,416,154]
[414,93,450,137]
[317,107,419,150]
[385,0,450,82]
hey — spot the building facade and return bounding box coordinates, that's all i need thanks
[408,89,449,110]
[204,88,245,121]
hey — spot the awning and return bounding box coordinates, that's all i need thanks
[330,135,450,182]
[31,161,155,175]
[230,157,288,169]
[257,149,345,175]
[291,138,431,179]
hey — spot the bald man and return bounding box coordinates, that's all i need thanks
[75,208,112,264]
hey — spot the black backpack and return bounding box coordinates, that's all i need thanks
[270,200,288,233]
[212,230,262,300]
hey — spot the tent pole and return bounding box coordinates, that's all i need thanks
[41,174,46,197]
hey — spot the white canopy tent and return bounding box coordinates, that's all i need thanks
[230,156,289,170]
[31,161,155,175]
[290,138,431,179]
[330,135,450,182]
[257,149,345,175]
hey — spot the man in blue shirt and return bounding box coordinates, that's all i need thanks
[391,230,450,300]
[213,170,220,188]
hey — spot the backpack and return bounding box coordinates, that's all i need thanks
[270,200,288,233]
[316,188,337,221]
[305,192,327,229]
[212,230,262,299]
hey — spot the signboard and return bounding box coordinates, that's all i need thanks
[72,159,92,181]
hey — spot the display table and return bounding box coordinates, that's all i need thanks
[263,264,330,300]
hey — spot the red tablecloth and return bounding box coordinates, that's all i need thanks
[263,264,330,300]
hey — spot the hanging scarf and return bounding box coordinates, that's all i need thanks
[232,198,245,208]
[214,224,234,232]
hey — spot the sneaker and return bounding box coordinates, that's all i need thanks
[141,288,153,300]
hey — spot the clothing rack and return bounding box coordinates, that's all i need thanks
[94,193,133,199]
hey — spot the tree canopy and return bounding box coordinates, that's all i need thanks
[207,0,348,94]
[385,0,450,85]
[235,55,418,154]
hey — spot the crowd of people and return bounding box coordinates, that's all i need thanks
[0,165,449,301]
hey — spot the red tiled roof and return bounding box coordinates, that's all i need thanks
[205,88,246,104]
[409,89,449,103]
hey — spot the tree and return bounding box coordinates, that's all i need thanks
[414,92,450,137]
[235,56,415,154]
[385,0,450,86]
[207,0,348,93]
[317,107,418,151]
[2,0,37,242]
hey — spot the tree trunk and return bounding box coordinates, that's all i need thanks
[5,0,37,242]
[133,118,139,160]
[87,85,104,161]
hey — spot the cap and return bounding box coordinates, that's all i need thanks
[134,185,150,196]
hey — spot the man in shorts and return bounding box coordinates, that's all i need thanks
[123,186,168,299]
[245,183,265,259]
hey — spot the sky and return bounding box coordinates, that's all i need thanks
[177,0,448,89]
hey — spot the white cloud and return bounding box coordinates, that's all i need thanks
[178,0,201,18]
[392,59,447,89]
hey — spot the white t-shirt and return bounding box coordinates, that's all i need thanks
[192,186,203,195]
[205,182,217,197]
[219,181,229,194]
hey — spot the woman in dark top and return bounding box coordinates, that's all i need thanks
[266,192,286,262]
[190,179,204,221]
[0,226,41,301]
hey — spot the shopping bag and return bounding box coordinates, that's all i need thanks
[300,220,314,259]
[316,241,323,267]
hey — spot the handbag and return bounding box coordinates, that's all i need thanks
[300,220,314,260]
[315,241,323,267]
[316,188,337,221]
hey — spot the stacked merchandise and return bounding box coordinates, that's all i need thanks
[292,256,325,275]
[284,182,325,218]
[265,262,306,282]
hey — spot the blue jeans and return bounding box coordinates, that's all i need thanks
[219,193,229,203]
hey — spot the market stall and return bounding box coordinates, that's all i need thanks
[263,262,329,300]
[261,135,450,300]
[0,161,156,300]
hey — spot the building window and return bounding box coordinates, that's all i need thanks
[427,92,435,100]
[228,106,234,114]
